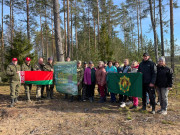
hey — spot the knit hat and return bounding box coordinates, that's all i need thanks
[159,56,165,62]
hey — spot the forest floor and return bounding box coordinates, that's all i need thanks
[0,83,180,135]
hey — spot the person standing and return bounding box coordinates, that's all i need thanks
[138,53,157,114]
[82,61,88,101]
[34,58,45,100]
[44,57,54,99]
[130,61,139,109]
[6,58,21,107]
[70,61,84,102]
[84,61,96,102]
[119,59,132,108]
[115,61,121,73]
[21,57,33,102]
[96,61,107,103]
[156,57,173,115]
[106,61,117,103]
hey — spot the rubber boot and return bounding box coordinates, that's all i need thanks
[26,92,31,102]
[78,95,82,102]
[65,94,68,99]
[50,88,54,99]
[47,90,51,99]
[10,99,15,108]
[14,97,18,103]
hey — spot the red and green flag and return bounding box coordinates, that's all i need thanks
[107,73,142,98]
[20,71,53,85]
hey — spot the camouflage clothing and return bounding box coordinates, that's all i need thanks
[21,63,33,101]
[44,62,54,99]
[6,63,21,99]
[34,63,45,71]
[77,66,84,95]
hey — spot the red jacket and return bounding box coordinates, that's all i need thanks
[95,67,106,86]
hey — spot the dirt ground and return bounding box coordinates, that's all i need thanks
[0,84,180,135]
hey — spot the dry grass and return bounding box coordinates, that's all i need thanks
[0,84,180,135]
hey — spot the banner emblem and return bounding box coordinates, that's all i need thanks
[119,75,131,93]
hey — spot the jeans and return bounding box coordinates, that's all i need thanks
[156,87,169,111]
[110,93,116,102]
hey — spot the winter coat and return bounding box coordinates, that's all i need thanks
[84,67,96,85]
[138,59,157,84]
[155,65,173,88]
[6,63,21,82]
[95,67,106,86]
[131,65,139,73]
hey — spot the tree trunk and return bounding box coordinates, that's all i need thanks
[93,16,96,50]
[63,0,67,57]
[97,0,100,45]
[75,0,78,59]
[51,7,55,59]
[159,0,164,56]
[149,0,158,63]
[139,0,143,50]
[71,1,73,58]
[136,0,140,54]
[45,2,48,60]
[67,0,71,57]
[1,0,4,71]
[40,14,44,58]
[12,0,14,40]
[26,0,30,40]
[170,0,174,71]
[10,0,12,45]
[53,0,64,62]
[88,4,90,52]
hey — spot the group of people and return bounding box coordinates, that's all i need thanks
[6,53,173,115]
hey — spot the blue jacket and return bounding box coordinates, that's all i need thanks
[105,66,117,73]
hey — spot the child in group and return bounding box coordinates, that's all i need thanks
[130,61,139,109]
[119,59,132,108]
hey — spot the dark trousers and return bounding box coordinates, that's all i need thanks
[82,84,87,100]
[142,84,156,110]
[110,93,116,102]
[46,85,54,98]
[119,95,133,102]
[41,85,45,97]
[86,83,95,98]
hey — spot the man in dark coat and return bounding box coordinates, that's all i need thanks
[138,53,157,114]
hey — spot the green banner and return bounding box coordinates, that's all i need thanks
[107,73,142,98]
[54,61,78,95]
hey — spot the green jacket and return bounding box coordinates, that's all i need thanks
[77,67,84,83]
[6,63,21,81]
[34,63,45,71]
[21,63,33,71]
[43,62,53,71]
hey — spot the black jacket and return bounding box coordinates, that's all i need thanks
[156,65,173,88]
[138,59,157,84]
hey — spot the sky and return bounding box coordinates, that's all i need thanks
[0,0,180,54]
